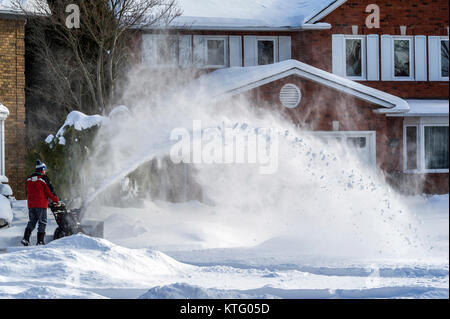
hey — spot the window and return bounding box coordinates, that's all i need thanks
[424,126,449,170]
[393,38,413,79]
[332,35,370,80]
[206,38,226,68]
[156,36,178,67]
[405,126,418,170]
[404,119,449,173]
[345,37,365,79]
[440,39,449,79]
[257,38,276,65]
[311,131,377,168]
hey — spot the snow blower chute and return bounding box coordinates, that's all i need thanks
[49,202,104,240]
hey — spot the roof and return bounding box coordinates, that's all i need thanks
[387,100,449,117]
[1,1,345,30]
[164,0,345,30]
[0,0,41,16]
[187,59,410,113]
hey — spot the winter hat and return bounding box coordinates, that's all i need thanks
[35,160,47,172]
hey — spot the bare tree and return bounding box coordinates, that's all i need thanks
[13,0,181,132]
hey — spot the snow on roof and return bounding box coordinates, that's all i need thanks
[387,100,449,117]
[168,0,340,29]
[0,0,42,15]
[187,59,409,113]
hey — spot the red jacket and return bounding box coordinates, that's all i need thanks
[26,173,59,208]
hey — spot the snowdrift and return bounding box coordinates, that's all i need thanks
[139,283,279,299]
[1,234,194,289]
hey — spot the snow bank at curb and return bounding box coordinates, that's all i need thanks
[1,234,195,289]
[0,286,106,299]
[138,282,449,299]
[139,283,279,299]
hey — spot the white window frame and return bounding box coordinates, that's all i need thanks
[392,36,415,81]
[439,37,449,82]
[403,117,449,174]
[344,35,367,81]
[256,37,278,66]
[309,131,377,168]
[205,36,228,69]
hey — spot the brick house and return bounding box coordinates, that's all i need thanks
[0,0,448,198]
[138,0,449,194]
[0,3,26,199]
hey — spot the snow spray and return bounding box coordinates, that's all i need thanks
[79,64,431,260]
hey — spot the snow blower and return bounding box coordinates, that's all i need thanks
[49,202,104,240]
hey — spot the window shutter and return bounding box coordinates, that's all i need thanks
[179,35,192,68]
[229,36,242,67]
[142,34,156,66]
[366,35,379,81]
[381,35,393,81]
[414,36,427,81]
[193,35,206,67]
[279,36,292,61]
[244,36,257,66]
[332,34,345,76]
[428,36,441,81]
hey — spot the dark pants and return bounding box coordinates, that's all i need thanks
[26,208,48,233]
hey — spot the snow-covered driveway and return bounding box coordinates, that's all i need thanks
[0,196,448,299]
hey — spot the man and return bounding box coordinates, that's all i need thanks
[21,160,59,246]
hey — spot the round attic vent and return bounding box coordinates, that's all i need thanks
[279,84,302,108]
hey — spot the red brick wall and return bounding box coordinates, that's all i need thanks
[292,0,449,99]
[246,75,402,170]
[243,75,447,194]
[136,1,449,194]
[0,18,26,199]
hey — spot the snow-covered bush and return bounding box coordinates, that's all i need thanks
[26,111,106,202]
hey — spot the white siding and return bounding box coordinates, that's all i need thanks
[179,35,192,68]
[366,34,379,81]
[279,36,292,61]
[332,34,345,76]
[193,35,206,67]
[414,35,427,81]
[381,35,393,81]
[428,36,441,81]
[141,34,157,67]
[244,36,257,66]
[229,36,242,67]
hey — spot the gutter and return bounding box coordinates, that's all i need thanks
[139,22,331,32]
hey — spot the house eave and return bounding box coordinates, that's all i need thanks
[304,0,348,24]
[195,60,408,112]
[138,23,331,32]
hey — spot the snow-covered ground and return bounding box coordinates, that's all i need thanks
[0,195,448,299]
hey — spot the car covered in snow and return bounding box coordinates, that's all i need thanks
[0,184,13,228]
